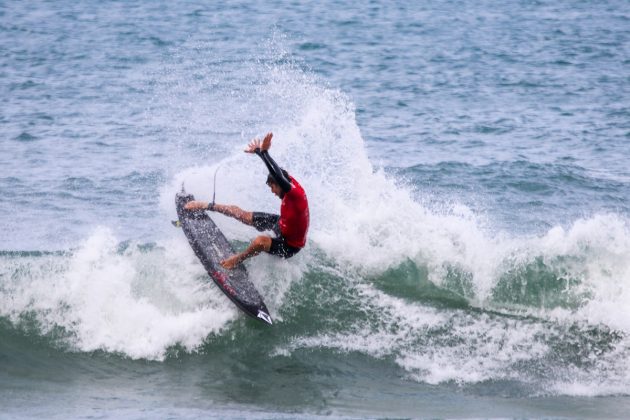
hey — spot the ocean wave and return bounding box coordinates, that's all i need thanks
[2,207,629,397]
[2,39,629,398]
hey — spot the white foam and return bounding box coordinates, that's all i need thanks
[0,228,236,360]
[276,281,550,385]
[540,215,630,331]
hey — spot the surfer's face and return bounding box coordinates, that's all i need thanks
[267,181,283,199]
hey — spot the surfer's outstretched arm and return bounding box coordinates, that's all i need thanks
[245,132,292,193]
[258,150,291,192]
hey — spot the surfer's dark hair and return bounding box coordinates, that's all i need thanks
[266,169,290,186]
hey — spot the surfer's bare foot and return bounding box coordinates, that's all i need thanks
[220,255,240,270]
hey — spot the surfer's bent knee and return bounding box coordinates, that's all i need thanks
[253,235,272,252]
[267,237,301,259]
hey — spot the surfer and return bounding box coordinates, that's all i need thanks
[184,132,309,269]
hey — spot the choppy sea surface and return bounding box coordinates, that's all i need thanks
[2,1,630,418]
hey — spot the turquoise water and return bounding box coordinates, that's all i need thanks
[2,0,630,418]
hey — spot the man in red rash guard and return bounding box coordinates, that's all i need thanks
[184,132,309,269]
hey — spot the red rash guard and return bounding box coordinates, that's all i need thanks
[279,176,309,248]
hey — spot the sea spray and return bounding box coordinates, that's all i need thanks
[150,49,630,393]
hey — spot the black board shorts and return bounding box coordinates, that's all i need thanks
[252,212,301,258]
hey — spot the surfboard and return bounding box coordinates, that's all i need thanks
[175,189,273,325]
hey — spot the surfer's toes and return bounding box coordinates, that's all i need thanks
[220,257,238,270]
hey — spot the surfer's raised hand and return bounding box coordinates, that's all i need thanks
[244,138,261,153]
[244,132,273,153]
[261,132,273,151]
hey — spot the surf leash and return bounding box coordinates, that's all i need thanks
[172,166,221,228]
[210,164,221,210]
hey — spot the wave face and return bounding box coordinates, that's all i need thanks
[2,214,630,398]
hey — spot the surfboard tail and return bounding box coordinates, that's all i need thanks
[256,310,273,325]
[176,190,274,326]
